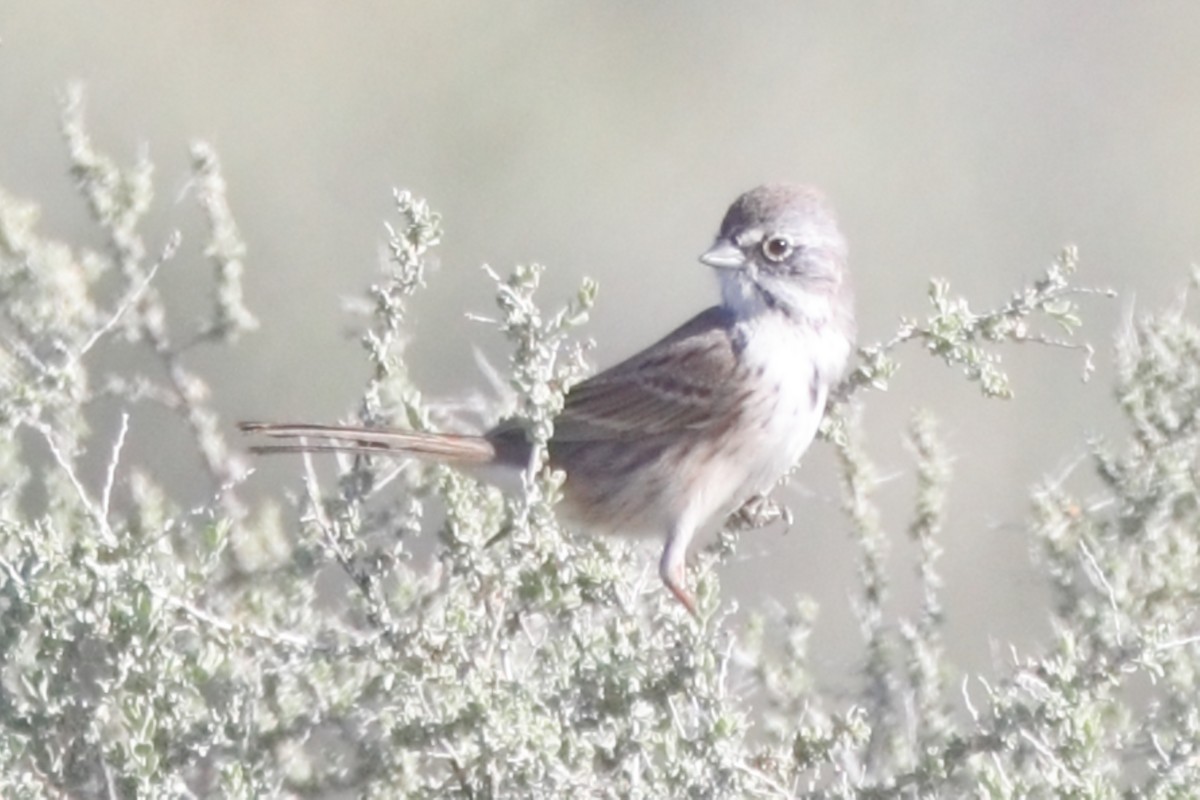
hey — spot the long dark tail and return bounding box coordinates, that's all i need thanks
[238,422,496,463]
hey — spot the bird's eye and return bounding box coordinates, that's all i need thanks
[761,236,793,262]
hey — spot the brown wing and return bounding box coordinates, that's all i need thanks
[551,305,741,442]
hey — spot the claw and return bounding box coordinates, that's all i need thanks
[665,574,699,617]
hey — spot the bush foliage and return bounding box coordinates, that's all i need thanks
[0,91,1196,798]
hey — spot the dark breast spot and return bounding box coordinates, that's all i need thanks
[731,328,749,355]
[760,398,778,430]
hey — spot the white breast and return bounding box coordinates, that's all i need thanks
[738,313,835,489]
[674,310,850,534]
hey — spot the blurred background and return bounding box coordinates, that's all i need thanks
[3,3,1198,682]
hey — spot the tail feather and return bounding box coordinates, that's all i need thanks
[238,422,496,463]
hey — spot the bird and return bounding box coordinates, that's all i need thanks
[241,184,856,614]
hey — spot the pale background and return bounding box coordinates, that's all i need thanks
[3,3,1199,681]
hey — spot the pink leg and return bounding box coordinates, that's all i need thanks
[659,523,698,616]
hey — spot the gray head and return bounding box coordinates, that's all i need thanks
[700,184,850,322]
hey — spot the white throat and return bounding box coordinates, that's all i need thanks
[718,268,833,326]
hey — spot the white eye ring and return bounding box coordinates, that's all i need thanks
[761,236,793,262]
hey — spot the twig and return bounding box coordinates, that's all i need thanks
[101,412,130,520]
[34,421,114,546]
[72,232,178,364]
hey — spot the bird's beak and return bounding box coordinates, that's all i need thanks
[699,239,745,270]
